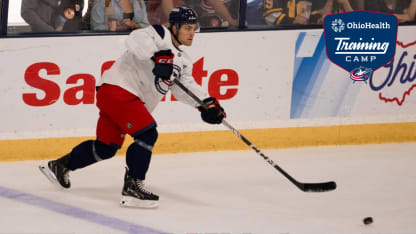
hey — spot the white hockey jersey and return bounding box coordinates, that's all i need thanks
[98,25,208,113]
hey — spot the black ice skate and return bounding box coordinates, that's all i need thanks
[39,154,71,189]
[120,167,159,208]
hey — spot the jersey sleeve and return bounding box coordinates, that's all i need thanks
[263,0,294,25]
[125,25,170,61]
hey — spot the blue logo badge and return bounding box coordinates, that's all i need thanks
[324,11,398,83]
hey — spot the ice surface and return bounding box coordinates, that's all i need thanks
[0,143,415,234]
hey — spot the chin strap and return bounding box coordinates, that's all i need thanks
[169,25,182,46]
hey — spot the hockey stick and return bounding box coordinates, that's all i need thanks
[173,79,336,192]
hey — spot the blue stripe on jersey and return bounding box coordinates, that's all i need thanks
[152,25,165,39]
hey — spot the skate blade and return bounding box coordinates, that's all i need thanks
[120,195,158,209]
[39,165,65,190]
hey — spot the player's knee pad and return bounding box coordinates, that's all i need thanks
[132,127,159,151]
[93,140,118,161]
[69,140,118,170]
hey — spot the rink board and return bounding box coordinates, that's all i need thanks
[0,26,415,161]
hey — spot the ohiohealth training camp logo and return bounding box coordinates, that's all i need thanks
[331,18,345,32]
[324,11,398,83]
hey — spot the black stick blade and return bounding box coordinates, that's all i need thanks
[300,181,337,192]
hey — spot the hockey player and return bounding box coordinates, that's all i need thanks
[39,7,226,209]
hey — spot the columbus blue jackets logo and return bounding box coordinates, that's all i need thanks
[350,66,372,83]
[154,64,181,95]
[324,11,398,84]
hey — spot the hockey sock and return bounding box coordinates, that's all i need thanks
[68,140,118,171]
[126,127,158,180]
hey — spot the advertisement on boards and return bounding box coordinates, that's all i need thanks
[1,26,415,140]
[290,26,416,119]
[0,31,295,139]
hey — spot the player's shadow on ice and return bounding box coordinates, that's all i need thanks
[154,187,213,207]
[69,186,121,202]
[70,186,213,207]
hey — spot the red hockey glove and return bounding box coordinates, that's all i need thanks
[198,97,226,124]
[152,50,174,81]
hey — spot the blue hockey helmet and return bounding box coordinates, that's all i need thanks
[169,7,199,28]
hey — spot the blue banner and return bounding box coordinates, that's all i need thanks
[324,11,398,83]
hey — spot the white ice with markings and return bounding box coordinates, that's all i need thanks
[0,143,415,234]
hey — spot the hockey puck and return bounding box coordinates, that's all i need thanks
[363,217,373,225]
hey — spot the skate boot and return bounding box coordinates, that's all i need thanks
[120,167,159,208]
[39,154,71,189]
